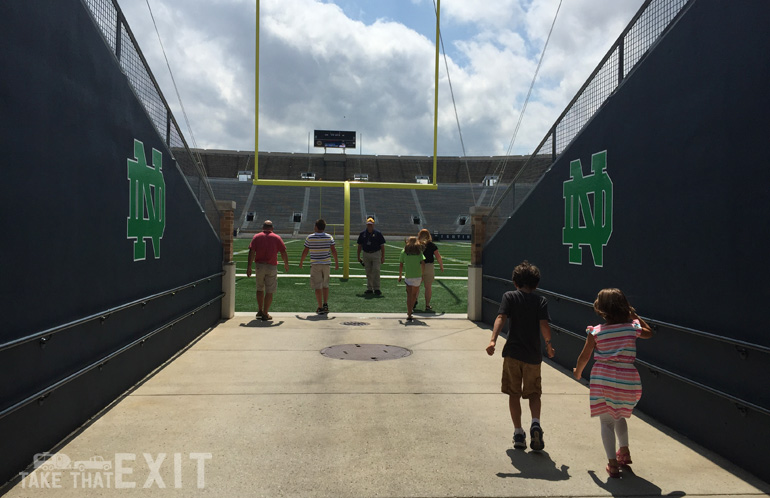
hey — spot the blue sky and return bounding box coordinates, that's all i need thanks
[120,0,646,157]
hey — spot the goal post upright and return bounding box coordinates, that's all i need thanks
[343,181,351,279]
[432,0,440,187]
[254,0,259,181]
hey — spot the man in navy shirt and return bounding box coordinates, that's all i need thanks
[356,217,386,295]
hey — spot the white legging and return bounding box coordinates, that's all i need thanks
[599,414,629,460]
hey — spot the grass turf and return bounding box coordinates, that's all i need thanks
[233,237,470,314]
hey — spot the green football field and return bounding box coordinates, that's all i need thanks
[233,237,471,314]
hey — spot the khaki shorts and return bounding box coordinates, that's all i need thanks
[309,264,330,290]
[255,263,278,293]
[423,262,435,285]
[501,357,542,399]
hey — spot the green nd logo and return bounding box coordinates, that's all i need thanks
[127,139,166,261]
[562,150,613,267]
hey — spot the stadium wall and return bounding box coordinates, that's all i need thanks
[481,0,770,482]
[0,0,223,485]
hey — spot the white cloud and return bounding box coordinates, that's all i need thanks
[118,0,646,157]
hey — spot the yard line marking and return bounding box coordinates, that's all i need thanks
[236,274,467,280]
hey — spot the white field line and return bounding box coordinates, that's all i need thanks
[235,273,467,280]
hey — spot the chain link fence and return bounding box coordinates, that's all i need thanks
[484,0,691,244]
[81,0,221,236]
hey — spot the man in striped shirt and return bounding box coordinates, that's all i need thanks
[299,219,339,314]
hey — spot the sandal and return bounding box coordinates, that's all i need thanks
[616,449,632,466]
[606,462,620,479]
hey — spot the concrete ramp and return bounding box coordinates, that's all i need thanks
[6,313,767,496]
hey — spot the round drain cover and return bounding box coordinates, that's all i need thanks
[320,344,412,361]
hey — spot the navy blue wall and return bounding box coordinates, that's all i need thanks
[482,0,770,483]
[0,0,222,485]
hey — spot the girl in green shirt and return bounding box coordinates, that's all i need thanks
[398,236,425,321]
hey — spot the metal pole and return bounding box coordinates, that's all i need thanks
[254,0,260,182]
[343,181,351,278]
[432,0,440,186]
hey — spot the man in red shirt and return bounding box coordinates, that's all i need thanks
[246,220,289,321]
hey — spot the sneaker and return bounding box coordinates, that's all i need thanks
[407,315,413,322]
[364,289,374,294]
[316,307,325,315]
[513,432,527,449]
[322,303,329,313]
[374,289,381,295]
[530,424,544,451]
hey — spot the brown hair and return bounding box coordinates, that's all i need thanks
[404,236,422,255]
[512,260,540,289]
[593,288,635,324]
[417,229,432,245]
[315,219,326,231]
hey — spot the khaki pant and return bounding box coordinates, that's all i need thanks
[361,250,382,291]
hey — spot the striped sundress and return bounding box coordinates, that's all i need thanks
[588,320,643,419]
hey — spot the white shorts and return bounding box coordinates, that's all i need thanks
[404,277,422,287]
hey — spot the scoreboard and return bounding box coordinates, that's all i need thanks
[314,130,356,149]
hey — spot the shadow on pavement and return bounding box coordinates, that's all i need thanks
[239,320,284,328]
[497,449,570,481]
[588,467,686,496]
[294,314,335,321]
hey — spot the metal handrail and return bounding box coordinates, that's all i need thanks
[0,272,224,353]
[482,275,770,354]
[0,293,223,422]
[482,302,770,417]
[548,324,770,418]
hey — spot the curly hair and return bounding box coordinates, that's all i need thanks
[512,260,541,289]
[593,288,635,324]
[404,236,422,255]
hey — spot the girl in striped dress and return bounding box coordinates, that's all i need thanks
[573,288,653,478]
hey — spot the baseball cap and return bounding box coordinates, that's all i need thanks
[366,217,375,225]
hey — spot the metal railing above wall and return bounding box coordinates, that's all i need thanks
[484,0,691,244]
[481,274,770,418]
[80,0,221,237]
[0,292,223,422]
[0,272,224,353]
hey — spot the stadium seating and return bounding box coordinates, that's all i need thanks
[174,149,532,184]
[194,150,541,239]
